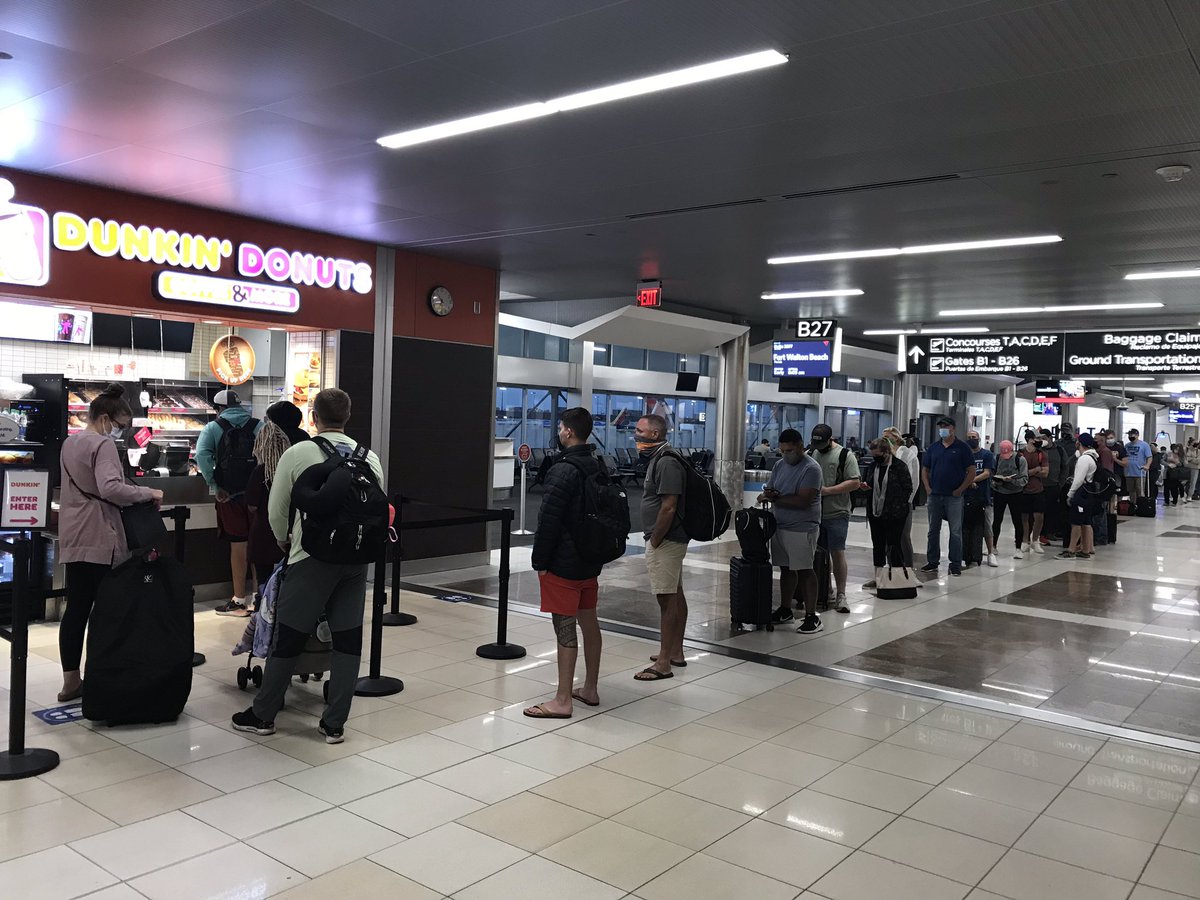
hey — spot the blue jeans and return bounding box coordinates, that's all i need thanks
[926,494,964,568]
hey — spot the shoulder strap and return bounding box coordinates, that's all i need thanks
[836,447,849,483]
[312,436,338,459]
[62,443,119,508]
[241,417,259,433]
[351,442,370,461]
[216,417,233,433]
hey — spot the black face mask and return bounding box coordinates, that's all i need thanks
[967,438,980,450]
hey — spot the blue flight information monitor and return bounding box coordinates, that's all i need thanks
[1169,408,1196,425]
[772,340,834,378]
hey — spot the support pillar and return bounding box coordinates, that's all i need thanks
[995,385,1016,447]
[714,332,750,509]
[1108,407,1121,434]
[370,247,396,465]
[1145,409,1158,444]
[579,340,595,411]
[892,374,919,434]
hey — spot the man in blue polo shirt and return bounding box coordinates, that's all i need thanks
[921,416,977,576]
[1121,428,1153,504]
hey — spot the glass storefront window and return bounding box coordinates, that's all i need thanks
[495,386,523,440]
[647,350,677,373]
[498,325,523,358]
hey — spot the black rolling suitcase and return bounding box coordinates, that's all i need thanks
[1107,512,1117,543]
[963,503,985,566]
[1136,496,1155,518]
[730,556,774,632]
[83,553,195,726]
[814,545,833,612]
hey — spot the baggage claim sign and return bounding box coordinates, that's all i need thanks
[901,329,1200,376]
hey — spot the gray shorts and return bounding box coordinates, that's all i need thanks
[771,529,818,570]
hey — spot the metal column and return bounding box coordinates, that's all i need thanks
[714,332,750,509]
[1108,407,1121,434]
[892,374,919,434]
[995,385,1016,446]
[579,340,595,411]
[370,247,396,463]
[1144,409,1158,443]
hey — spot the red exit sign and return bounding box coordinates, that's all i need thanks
[636,280,662,308]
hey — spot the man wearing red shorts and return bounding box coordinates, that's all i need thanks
[524,407,605,719]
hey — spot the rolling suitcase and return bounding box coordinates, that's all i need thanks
[1135,496,1155,518]
[730,556,774,632]
[1107,512,1117,543]
[1117,498,1133,517]
[963,503,985,566]
[814,545,833,612]
[83,553,194,726]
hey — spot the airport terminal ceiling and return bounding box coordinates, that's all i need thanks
[4,1,1200,335]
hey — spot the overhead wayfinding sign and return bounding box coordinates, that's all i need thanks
[901,333,1063,375]
[1063,329,1200,376]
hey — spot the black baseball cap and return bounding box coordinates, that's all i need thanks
[1128,428,1140,436]
[936,416,955,427]
[809,424,833,448]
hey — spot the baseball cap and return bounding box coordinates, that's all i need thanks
[1127,428,1139,436]
[936,416,955,427]
[809,424,833,448]
[1078,433,1096,448]
[213,389,240,407]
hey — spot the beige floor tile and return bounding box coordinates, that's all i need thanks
[648,722,759,762]
[706,818,851,887]
[70,809,232,880]
[459,791,600,852]
[1140,846,1200,898]
[0,777,64,816]
[1070,764,1190,811]
[768,722,879,761]
[128,722,256,767]
[0,798,114,862]
[184,781,331,839]
[276,859,440,900]
[996,721,1102,761]
[864,817,1005,884]
[738,691,835,721]
[343,778,484,837]
[811,850,970,900]
[277,755,413,805]
[370,822,526,895]
[249,807,402,878]
[614,790,752,850]
[76,769,221,826]
[425,753,552,803]
[884,723,991,761]
[850,741,964,785]
[359,732,481,776]
[533,765,663,817]
[464,674,555,704]
[810,764,931,814]
[608,697,711,730]
[980,850,1134,900]
[495,732,613,775]
[637,852,799,900]
[1129,885,1200,900]
[724,740,841,787]
[842,690,940,722]
[940,763,1060,813]
[1163,812,1200,855]
[0,845,117,900]
[432,714,544,751]
[916,706,1016,741]
[406,688,507,722]
[654,683,743,713]
[455,855,624,900]
[809,707,910,741]
[904,786,1039,846]
[691,668,784,697]
[346,706,452,742]
[672,764,798,815]
[696,705,804,741]
[264,730,388,767]
[595,743,714,788]
[1015,815,1156,881]
[1095,741,1200,784]
[541,818,691,892]
[1044,787,1172,843]
[178,745,310,792]
[20,726,122,761]
[972,741,1087,785]
[762,788,896,847]
[130,843,305,900]
[39,746,166,795]
[778,675,868,705]
[555,714,664,752]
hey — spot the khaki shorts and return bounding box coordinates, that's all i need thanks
[771,529,818,570]
[645,538,688,595]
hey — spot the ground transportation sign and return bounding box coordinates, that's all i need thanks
[901,333,1063,375]
[1062,330,1200,376]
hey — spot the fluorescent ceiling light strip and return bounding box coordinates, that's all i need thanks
[760,289,863,299]
[938,302,1162,317]
[919,326,990,334]
[1096,377,1155,382]
[378,49,787,149]
[768,234,1061,266]
[863,328,917,335]
[1125,269,1200,280]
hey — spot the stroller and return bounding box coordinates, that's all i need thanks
[232,562,332,699]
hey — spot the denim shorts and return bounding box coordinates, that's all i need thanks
[818,516,850,552]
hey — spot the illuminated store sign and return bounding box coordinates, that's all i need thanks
[0,180,50,287]
[156,272,301,315]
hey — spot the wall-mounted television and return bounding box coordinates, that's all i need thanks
[772,340,833,378]
[1035,379,1085,404]
[1033,401,1060,415]
[675,372,700,392]
[1169,408,1196,425]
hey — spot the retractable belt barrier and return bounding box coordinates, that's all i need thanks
[387,496,526,661]
[0,536,60,780]
[159,505,205,669]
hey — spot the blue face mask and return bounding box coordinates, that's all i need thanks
[938,428,950,440]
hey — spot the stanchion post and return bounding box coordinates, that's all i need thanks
[382,495,416,627]
[512,464,534,536]
[164,506,205,669]
[356,542,404,697]
[0,538,59,780]
[477,509,526,660]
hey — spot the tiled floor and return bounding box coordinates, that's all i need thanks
[1,590,1198,899]
[408,502,1200,742]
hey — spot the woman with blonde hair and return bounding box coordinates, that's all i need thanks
[243,419,296,609]
[882,426,919,567]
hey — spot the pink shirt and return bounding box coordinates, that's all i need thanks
[59,432,156,566]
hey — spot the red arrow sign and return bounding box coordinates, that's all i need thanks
[6,518,38,525]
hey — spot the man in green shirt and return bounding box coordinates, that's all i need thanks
[809,424,861,613]
[233,388,385,745]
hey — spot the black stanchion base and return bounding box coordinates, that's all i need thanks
[0,748,60,781]
[355,675,404,697]
[192,652,206,667]
[476,642,526,660]
[381,612,418,627]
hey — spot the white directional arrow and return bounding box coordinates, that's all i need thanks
[908,345,925,364]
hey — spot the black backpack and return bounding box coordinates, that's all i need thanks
[1083,465,1120,501]
[735,507,776,563]
[558,455,630,565]
[659,449,732,542]
[291,437,389,565]
[214,417,259,492]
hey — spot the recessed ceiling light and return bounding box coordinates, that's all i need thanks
[768,234,1061,266]
[378,49,788,149]
[0,52,12,61]
[1163,381,1200,393]
[760,289,863,300]
[919,326,990,334]
[1125,269,1200,280]
[202,320,224,325]
[1097,377,1155,382]
[268,327,287,332]
[863,329,918,335]
[132,313,156,319]
[1148,393,1171,397]
[847,377,863,384]
[938,302,1162,317]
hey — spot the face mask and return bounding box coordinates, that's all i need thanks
[871,453,885,463]
[937,428,950,440]
[967,438,980,449]
[782,451,802,465]
[1033,440,1044,449]
[635,439,664,454]
[1107,439,1117,447]
[109,425,124,440]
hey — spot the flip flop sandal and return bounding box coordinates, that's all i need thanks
[634,667,675,681]
[649,655,687,667]
[572,691,600,707]
[523,703,572,719]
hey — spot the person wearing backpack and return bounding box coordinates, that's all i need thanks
[808,424,860,612]
[524,408,624,718]
[1037,427,1066,545]
[232,388,384,744]
[1060,433,1101,559]
[195,389,262,617]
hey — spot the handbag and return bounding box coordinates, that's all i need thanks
[876,565,919,600]
[64,448,167,553]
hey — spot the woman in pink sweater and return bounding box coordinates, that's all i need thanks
[57,384,162,702]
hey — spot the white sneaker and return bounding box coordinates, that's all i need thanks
[1021,542,1032,553]
[987,553,999,567]
[1013,548,1024,559]
[1031,542,1044,555]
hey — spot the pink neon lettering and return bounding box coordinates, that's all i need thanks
[238,243,265,277]
[264,247,290,281]
[290,251,315,285]
[314,257,336,288]
[333,259,355,290]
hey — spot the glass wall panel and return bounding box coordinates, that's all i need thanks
[498,325,524,358]
[611,344,645,369]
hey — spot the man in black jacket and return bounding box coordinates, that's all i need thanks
[524,407,604,719]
